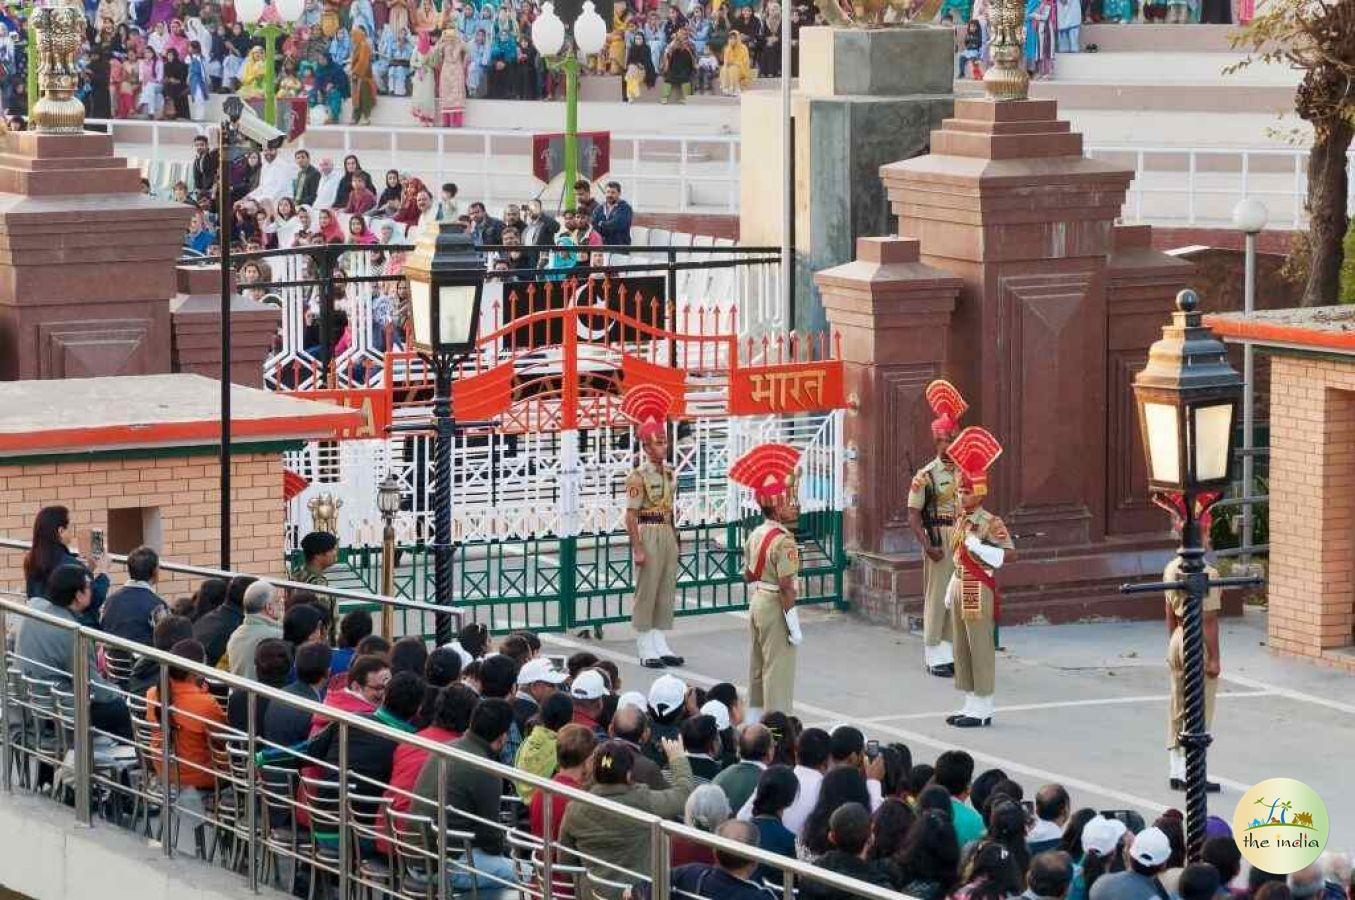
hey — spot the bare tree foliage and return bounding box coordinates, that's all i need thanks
[1229,0,1355,306]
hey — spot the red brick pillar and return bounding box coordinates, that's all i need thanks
[817,236,962,565]
[170,265,282,389]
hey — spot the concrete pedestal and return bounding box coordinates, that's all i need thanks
[740,26,954,332]
[170,266,282,390]
[0,131,190,380]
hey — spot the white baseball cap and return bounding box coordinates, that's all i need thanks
[569,668,609,701]
[648,673,687,717]
[700,699,731,731]
[1081,815,1128,857]
[617,691,648,713]
[518,657,566,686]
[1129,826,1172,867]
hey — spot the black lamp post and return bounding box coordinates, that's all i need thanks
[1124,288,1261,862]
[218,95,244,571]
[403,222,484,646]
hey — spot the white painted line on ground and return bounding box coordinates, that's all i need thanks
[856,690,1277,723]
[541,631,1205,814]
[1219,671,1355,717]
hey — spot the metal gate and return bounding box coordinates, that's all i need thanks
[235,241,848,634]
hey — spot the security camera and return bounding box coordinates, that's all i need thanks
[230,100,287,150]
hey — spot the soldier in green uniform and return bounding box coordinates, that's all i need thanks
[623,386,684,669]
[907,379,968,677]
[292,530,339,638]
[944,427,1013,729]
[1154,492,1223,793]
[731,443,803,719]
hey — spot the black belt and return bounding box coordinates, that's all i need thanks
[924,516,955,527]
[637,513,671,524]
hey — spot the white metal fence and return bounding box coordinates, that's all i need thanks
[90,118,741,216]
[96,118,1355,228]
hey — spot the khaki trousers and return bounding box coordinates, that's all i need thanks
[632,525,678,631]
[1167,626,1218,749]
[949,578,995,696]
[922,525,955,647]
[748,587,797,713]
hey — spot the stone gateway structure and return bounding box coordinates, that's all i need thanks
[818,97,1200,626]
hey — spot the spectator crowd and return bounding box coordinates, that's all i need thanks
[0,0,829,127]
[11,508,1354,900]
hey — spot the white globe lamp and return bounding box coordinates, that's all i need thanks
[574,1,607,55]
[532,2,567,56]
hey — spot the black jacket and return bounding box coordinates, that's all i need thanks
[294,164,321,206]
[100,584,167,647]
[263,680,324,751]
[799,852,894,900]
[413,732,505,855]
[192,148,220,198]
[193,602,244,667]
[25,547,109,626]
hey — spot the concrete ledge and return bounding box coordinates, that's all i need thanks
[0,789,289,900]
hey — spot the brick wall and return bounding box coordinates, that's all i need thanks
[0,451,288,604]
[1268,355,1355,672]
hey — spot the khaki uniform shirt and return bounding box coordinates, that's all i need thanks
[744,520,800,588]
[1163,557,1223,618]
[907,457,958,520]
[625,459,675,519]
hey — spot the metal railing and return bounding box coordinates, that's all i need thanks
[1087,145,1355,229]
[0,590,906,900]
[90,115,1354,228]
[0,537,462,636]
[89,118,742,216]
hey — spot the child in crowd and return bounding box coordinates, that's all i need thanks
[695,44,719,94]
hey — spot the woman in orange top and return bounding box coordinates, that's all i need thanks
[145,639,226,791]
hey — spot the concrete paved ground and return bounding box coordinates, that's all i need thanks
[541,605,1355,852]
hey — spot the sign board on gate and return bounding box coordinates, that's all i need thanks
[282,388,391,440]
[728,361,847,415]
[533,131,611,184]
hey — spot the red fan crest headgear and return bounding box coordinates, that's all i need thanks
[946,426,1002,497]
[622,385,674,441]
[730,443,802,505]
[1152,490,1221,534]
[926,379,968,439]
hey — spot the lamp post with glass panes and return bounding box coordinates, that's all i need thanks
[403,222,484,645]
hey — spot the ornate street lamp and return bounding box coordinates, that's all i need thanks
[1125,288,1260,862]
[531,0,607,200]
[234,0,306,127]
[404,222,484,645]
[377,473,402,640]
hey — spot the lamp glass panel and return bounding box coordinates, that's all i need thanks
[1144,401,1182,486]
[377,479,402,514]
[439,284,479,347]
[1193,402,1234,482]
[408,278,432,348]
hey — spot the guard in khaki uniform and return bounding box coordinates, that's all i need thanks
[1153,491,1223,793]
[731,443,804,719]
[623,386,684,669]
[944,426,1014,729]
[907,379,968,676]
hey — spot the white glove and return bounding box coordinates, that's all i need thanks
[784,607,803,646]
[944,575,955,609]
[964,534,1005,569]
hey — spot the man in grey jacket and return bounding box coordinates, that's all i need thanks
[17,564,132,740]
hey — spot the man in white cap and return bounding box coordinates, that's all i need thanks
[646,672,688,747]
[513,656,567,732]
[569,668,610,740]
[1089,826,1172,900]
